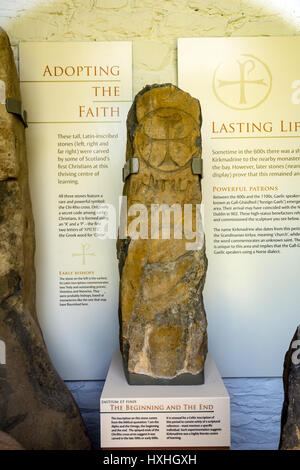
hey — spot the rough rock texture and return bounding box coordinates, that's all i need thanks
[117,84,207,385]
[0,27,91,450]
[279,325,300,450]
[0,430,24,450]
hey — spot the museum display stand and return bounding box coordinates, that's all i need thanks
[100,351,230,449]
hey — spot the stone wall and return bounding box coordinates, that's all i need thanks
[0,0,300,94]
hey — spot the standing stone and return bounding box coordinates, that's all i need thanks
[0,431,24,450]
[117,84,207,385]
[279,325,300,450]
[0,28,91,450]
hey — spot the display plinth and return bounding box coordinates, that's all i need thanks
[100,350,230,449]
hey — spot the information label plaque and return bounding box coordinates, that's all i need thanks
[20,42,132,379]
[100,351,230,449]
[178,37,300,377]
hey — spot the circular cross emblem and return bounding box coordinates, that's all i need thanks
[136,108,199,172]
[213,54,272,110]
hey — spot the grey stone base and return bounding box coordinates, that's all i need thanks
[125,367,205,385]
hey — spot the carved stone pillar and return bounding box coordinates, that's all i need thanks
[118,84,208,385]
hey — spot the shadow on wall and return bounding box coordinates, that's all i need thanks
[1,0,299,93]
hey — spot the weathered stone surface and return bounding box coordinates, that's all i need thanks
[279,325,300,450]
[0,430,24,450]
[117,84,207,385]
[0,28,91,450]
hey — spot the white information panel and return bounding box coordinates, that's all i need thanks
[101,351,230,449]
[20,42,132,379]
[178,37,300,376]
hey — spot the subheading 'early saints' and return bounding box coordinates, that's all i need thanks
[117,84,208,385]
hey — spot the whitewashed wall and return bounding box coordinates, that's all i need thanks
[0,0,300,95]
